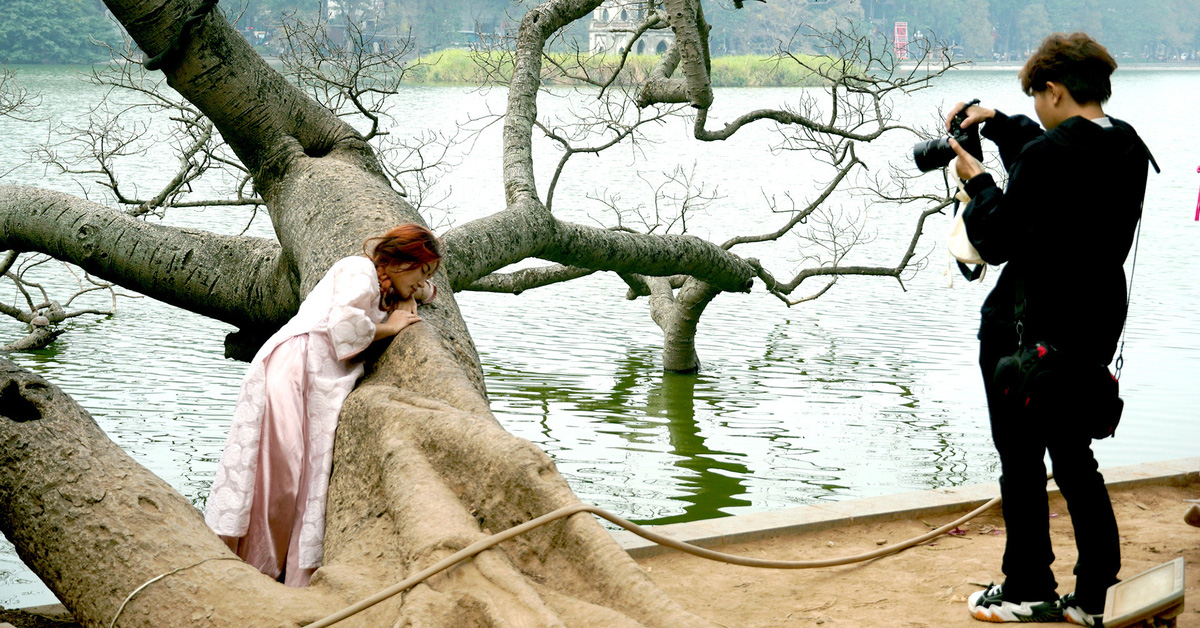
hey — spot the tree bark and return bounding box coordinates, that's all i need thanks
[0,0,724,624]
[0,327,64,352]
[661,0,713,109]
[0,358,342,627]
[635,39,688,109]
[0,186,293,333]
[647,277,721,373]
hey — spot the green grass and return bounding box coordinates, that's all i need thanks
[406,48,840,88]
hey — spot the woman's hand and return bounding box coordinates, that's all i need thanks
[413,279,436,304]
[947,101,995,131]
[374,308,421,341]
[395,296,418,315]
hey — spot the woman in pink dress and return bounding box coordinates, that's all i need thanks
[204,224,442,586]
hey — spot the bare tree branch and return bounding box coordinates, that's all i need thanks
[0,186,293,332]
[463,264,598,294]
[634,36,687,107]
[501,0,606,206]
[279,13,417,141]
[661,0,713,109]
[0,63,39,123]
[756,198,951,301]
[662,23,965,155]
[537,5,670,97]
[538,103,681,212]
[32,47,267,217]
[722,145,862,250]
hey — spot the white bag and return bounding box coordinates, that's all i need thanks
[947,156,985,266]
[948,212,984,265]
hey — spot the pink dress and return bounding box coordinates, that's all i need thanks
[204,256,387,586]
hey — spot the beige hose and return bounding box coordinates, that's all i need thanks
[304,495,1002,627]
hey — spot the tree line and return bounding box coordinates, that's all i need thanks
[5,0,1200,65]
[707,0,1200,61]
[861,0,1200,61]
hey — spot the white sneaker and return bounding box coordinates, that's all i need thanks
[967,583,1063,623]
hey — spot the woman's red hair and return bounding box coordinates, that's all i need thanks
[364,223,443,270]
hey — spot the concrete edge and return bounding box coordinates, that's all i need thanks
[612,457,1200,559]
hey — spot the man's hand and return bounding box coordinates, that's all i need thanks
[950,139,985,183]
[947,101,996,131]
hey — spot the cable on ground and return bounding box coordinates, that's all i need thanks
[303,495,1002,627]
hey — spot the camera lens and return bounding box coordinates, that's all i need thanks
[912,137,956,173]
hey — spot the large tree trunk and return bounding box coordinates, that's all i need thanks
[0,0,724,624]
[0,358,341,627]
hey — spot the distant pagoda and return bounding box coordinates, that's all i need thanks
[588,1,674,55]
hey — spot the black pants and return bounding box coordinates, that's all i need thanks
[979,338,1120,611]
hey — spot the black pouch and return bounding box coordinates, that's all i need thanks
[991,341,1123,439]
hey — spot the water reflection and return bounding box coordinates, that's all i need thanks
[480,308,989,525]
[643,370,752,524]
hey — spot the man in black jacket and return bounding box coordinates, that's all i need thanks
[948,33,1155,626]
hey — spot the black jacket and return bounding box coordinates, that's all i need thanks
[962,111,1154,364]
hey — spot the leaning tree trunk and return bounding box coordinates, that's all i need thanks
[0,0,725,625]
[647,277,721,373]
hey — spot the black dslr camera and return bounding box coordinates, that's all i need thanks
[913,99,984,172]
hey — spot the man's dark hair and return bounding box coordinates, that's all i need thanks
[1019,32,1118,104]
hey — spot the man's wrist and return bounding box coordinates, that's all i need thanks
[964,172,996,197]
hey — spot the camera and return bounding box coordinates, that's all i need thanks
[912,99,984,172]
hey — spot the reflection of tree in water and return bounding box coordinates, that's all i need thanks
[754,317,978,493]
[575,345,753,524]
[482,317,984,523]
[642,369,752,525]
[483,345,752,524]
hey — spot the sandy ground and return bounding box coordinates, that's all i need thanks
[3,481,1197,627]
[637,481,1200,627]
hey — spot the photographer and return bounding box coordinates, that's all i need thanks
[948,33,1155,626]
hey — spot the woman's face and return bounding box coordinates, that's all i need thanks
[380,261,438,300]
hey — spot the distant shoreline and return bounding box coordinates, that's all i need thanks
[912,61,1200,72]
[255,56,1200,74]
[256,55,1200,79]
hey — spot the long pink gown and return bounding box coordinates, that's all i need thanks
[204,256,387,586]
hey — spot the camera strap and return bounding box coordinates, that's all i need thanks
[1113,204,1143,380]
[1013,276,1027,349]
[1114,142,1159,379]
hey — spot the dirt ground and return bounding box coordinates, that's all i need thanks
[3,481,1197,627]
[638,481,1200,627]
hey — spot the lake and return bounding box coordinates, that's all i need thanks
[1,64,1198,608]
